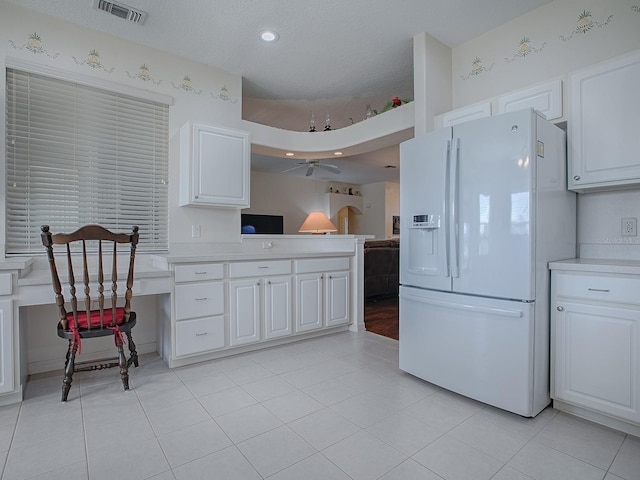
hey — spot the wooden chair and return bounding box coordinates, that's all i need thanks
[41,224,140,402]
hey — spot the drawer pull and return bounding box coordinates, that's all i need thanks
[557,306,564,312]
[194,271,208,275]
[258,266,269,269]
[195,297,208,301]
[588,288,610,293]
[195,332,208,336]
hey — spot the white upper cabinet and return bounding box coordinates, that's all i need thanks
[180,122,250,207]
[498,79,562,121]
[568,51,640,192]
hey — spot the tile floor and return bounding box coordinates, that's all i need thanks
[1,331,639,480]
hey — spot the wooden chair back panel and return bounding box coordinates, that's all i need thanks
[41,225,139,331]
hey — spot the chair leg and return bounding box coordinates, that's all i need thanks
[126,331,139,368]
[115,333,130,391]
[62,339,78,402]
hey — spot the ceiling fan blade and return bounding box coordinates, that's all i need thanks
[317,164,340,174]
[282,163,306,173]
[305,165,315,176]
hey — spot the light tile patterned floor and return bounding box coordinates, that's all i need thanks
[1,331,639,479]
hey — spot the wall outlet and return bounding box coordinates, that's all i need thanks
[191,224,201,238]
[622,218,637,237]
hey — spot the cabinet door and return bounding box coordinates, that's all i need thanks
[180,123,250,207]
[296,273,323,332]
[229,279,260,346]
[553,300,640,423]
[569,51,640,191]
[0,299,14,394]
[325,271,350,327]
[264,276,292,339]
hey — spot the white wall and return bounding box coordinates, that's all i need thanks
[248,171,393,236]
[450,0,640,258]
[349,182,399,239]
[246,171,330,234]
[0,3,245,251]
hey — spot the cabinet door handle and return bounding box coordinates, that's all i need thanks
[573,175,580,181]
[267,280,272,284]
[195,297,208,301]
[557,306,564,311]
[588,288,610,293]
[195,332,208,336]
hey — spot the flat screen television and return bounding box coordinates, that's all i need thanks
[241,214,284,234]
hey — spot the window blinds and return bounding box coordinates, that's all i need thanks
[6,68,169,254]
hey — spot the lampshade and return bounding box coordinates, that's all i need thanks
[298,211,337,234]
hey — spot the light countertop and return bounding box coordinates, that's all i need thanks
[549,258,640,275]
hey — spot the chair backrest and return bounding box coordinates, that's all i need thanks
[41,225,139,331]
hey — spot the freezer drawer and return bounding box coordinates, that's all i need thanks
[399,286,541,416]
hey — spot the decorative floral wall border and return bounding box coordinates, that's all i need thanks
[632,5,640,13]
[560,10,613,41]
[9,32,59,59]
[126,63,162,84]
[460,57,494,80]
[505,37,546,63]
[461,6,618,81]
[73,49,114,73]
[171,75,202,94]
[7,31,241,104]
[211,86,238,103]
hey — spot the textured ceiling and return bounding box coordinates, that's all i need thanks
[5,0,552,184]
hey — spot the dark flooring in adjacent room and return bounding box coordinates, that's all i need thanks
[364,296,399,341]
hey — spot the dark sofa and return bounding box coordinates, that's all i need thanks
[364,238,399,300]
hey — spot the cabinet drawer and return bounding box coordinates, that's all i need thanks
[295,257,349,274]
[175,281,224,320]
[554,273,640,305]
[175,316,225,356]
[174,263,223,283]
[229,260,291,278]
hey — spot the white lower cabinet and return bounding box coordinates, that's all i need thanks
[295,257,350,332]
[0,299,14,395]
[166,255,351,367]
[296,273,323,332]
[551,267,640,430]
[173,263,225,357]
[325,271,350,327]
[175,316,225,357]
[229,260,292,346]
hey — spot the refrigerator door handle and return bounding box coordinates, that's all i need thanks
[449,137,460,278]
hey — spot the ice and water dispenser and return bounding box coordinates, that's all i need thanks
[406,214,444,276]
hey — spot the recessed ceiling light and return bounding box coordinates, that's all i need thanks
[334,151,343,156]
[285,152,295,156]
[260,30,279,42]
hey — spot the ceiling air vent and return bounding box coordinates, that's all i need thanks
[95,0,147,24]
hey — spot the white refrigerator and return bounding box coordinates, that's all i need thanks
[399,109,576,417]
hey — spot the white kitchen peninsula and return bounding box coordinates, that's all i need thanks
[0,235,366,405]
[550,258,640,437]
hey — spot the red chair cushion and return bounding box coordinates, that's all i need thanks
[65,307,126,330]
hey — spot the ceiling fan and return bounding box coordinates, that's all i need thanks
[283,159,341,177]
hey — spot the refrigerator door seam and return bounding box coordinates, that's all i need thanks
[449,137,460,279]
[401,291,524,318]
